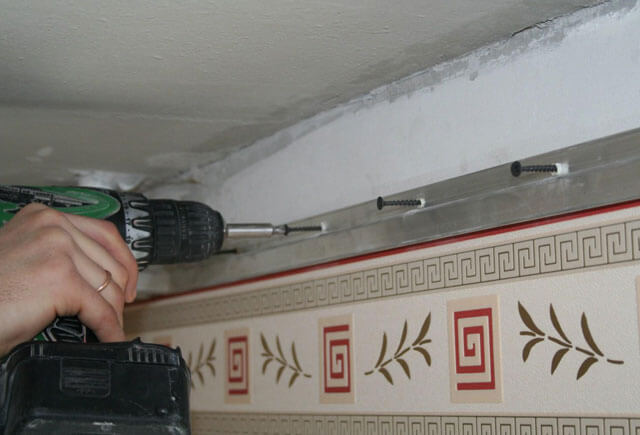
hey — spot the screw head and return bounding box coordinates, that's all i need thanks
[376,196,384,210]
[511,161,522,177]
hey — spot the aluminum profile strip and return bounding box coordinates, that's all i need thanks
[151,128,640,293]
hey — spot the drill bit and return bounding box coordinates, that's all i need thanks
[278,224,323,235]
[224,223,323,239]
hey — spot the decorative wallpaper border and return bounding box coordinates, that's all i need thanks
[126,218,640,334]
[138,207,640,422]
[191,413,640,435]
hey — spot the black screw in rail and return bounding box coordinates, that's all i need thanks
[510,161,558,177]
[376,196,422,210]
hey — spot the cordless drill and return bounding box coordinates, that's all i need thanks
[0,185,321,434]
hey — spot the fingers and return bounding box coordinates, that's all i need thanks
[14,204,132,333]
[30,225,126,328]
[16,204,138,303]
[96,276,125,329]
[57,270,125,343]
[54,216,133,303]
[66,245,125,327]
[41,252,125,343]
[0,204,130,353]
[65,214,138,302]
[76,288,125,343]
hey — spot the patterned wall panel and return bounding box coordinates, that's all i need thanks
[126,218,640,333]
[129,206,640,434]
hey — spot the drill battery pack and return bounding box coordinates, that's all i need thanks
[0,339,190,434]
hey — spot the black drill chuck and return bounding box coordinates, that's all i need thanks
[88,191,226,270]
[145,199,224,265]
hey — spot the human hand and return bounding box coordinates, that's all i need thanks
[0,203,138,357]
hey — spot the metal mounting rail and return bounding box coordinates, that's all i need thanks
[143,127,640,295]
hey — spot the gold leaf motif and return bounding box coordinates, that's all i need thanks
[412,313,431,346]
[522,337,544,362]
[262,358,273,374]
[187,351,195,389]
[276,336,286,362]
[518,302,545,336]
[207,339,216,360]
[395,321,408,356]
[288,372,299,388]
[414,347,431,366]
[291,342,302,372]
[577,357,598,380]
[549,305,571,344]
[551,348,569,374]
[206,362,215,377]
[276,365,286,383]
[197,343,204,365]
[581,314,604,357]
[259,333,311,387]
[185,339,217,389]
[519,302,623,381]
[396,358,411,379]
[365,313,433,385]
[378,367,393,385]
[374,333,387,368]
[260,333,272,356]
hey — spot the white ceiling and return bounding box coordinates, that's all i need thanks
[1,0,601,188]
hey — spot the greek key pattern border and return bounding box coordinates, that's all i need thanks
[191,413,640,435]
[126,218,640,334]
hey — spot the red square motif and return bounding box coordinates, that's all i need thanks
[448,295,502,403]
[225,332,249,400]
[319,315,355,403]
[453,308,495,390]
[323,325,351,393]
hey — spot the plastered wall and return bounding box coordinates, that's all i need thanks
[147,0,640,226]
[125,203,640,433]
[139,0,640,298]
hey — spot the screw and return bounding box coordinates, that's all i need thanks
[510,161,558,177]
[376,196,423,210]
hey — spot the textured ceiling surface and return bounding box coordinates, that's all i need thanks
[0,0,600,188]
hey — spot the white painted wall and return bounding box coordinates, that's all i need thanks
[149,0,640,226]
[2,0,598,187]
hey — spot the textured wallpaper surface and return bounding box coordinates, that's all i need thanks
[125,203,640,434]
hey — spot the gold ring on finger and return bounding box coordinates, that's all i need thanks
[96,270,112,293]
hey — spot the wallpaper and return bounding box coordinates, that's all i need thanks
[124,203,640,434]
